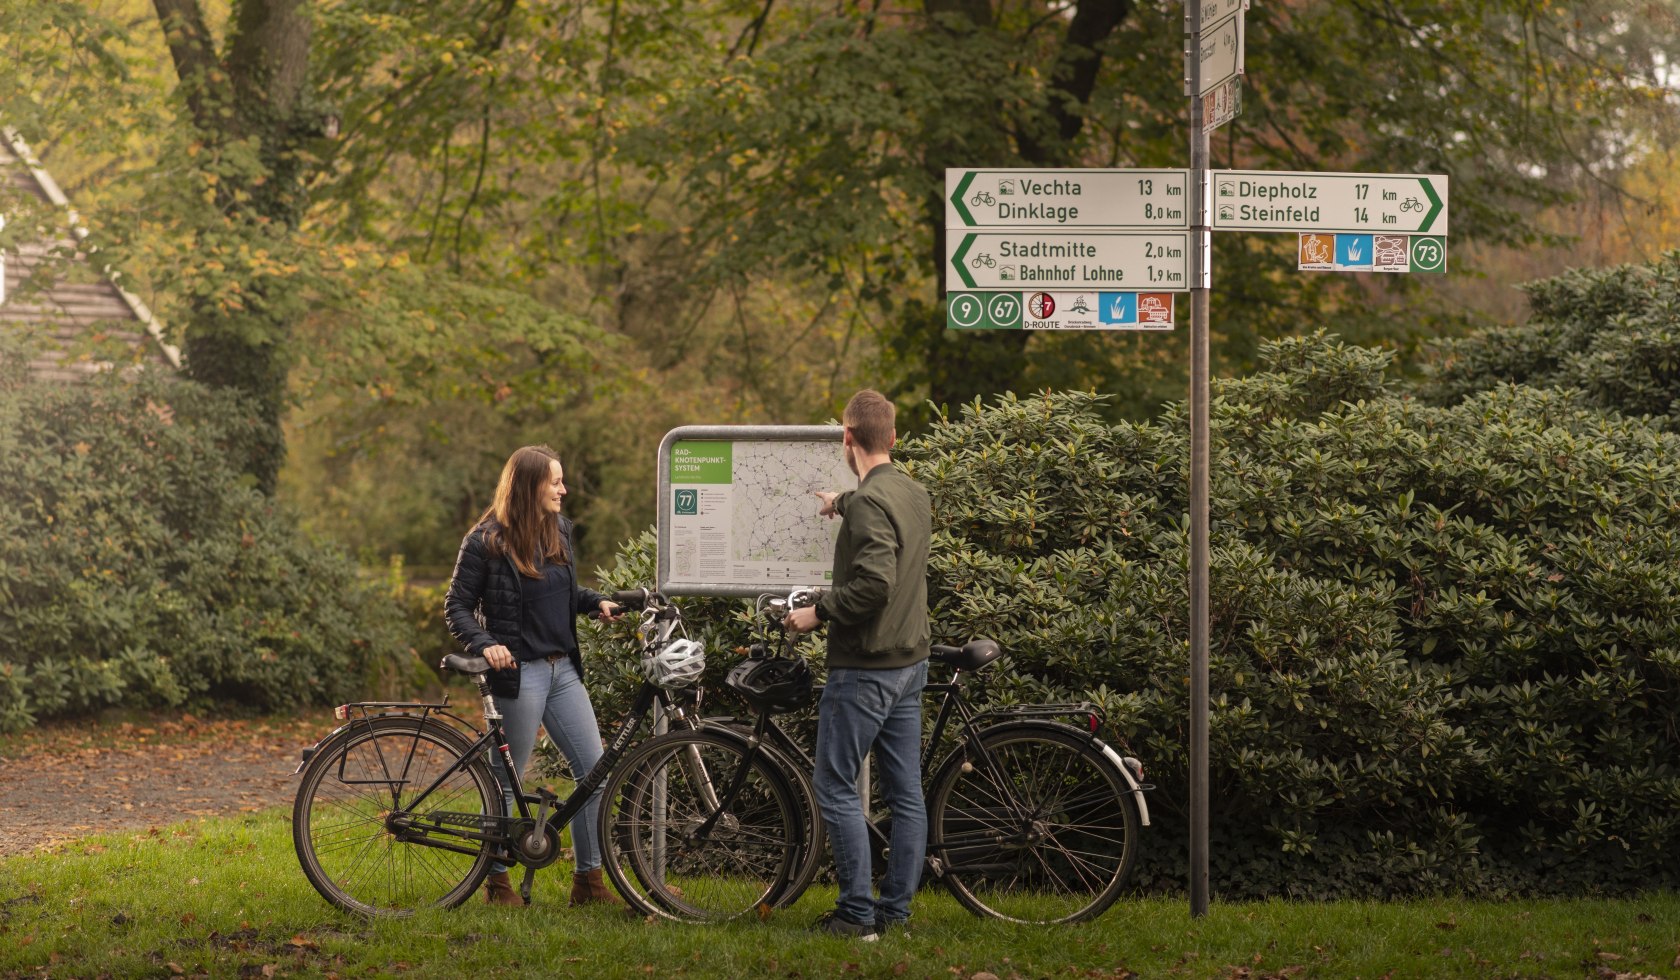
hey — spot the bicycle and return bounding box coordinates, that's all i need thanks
[631,588,1154,925]
[291,587,805,919]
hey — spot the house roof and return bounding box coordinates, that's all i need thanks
[1,128,181,382]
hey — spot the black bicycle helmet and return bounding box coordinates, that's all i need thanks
[725,656,815,714]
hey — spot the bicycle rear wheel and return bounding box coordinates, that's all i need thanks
[293,715,499,917]
[601,729,802,921]
[927,723,1138,923]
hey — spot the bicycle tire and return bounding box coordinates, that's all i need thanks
[293,715,499,917]
[927,722,1138,924]
[600,728,803,922]
[700,716,826,907]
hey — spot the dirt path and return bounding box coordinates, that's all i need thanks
[0,712,341,856]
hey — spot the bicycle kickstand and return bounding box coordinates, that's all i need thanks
[519,867,535,906]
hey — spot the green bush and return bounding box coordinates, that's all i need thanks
[581,331,1680,900]
[1422,250,1680,424]
[0,346,418,731]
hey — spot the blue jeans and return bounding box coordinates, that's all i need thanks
[813,659,928,925]
[489,657,604,874]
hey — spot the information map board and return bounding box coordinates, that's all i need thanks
[656,426,855,597]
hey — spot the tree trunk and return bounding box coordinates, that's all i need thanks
[152,0,316,492]
[911,1,1133,415]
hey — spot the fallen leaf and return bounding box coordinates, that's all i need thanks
[288,934,319,950]
[971,973,1001,980]
[166,964,184,975]
[1598,952,1624,961]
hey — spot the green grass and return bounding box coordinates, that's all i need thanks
[2,810,1677,979]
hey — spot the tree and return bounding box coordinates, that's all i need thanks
[630,0,1680,418]
[141,0,335,491]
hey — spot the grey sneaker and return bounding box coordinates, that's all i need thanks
[813,910,880,941]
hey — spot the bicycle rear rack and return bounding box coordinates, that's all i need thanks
[968,701,1102,731]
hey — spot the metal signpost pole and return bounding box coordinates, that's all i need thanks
[1186,0,1212,920]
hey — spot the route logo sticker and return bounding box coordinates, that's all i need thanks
[1298,233,1334,270]
[1372,235,1410,272]
[1138,293,1174,327]
[1334,234,1373,271]
[1410,235,1447,273]
[674,489,698,515]
[1099,292,1139,325]
[1026,292,1056,319]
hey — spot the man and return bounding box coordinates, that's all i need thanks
[784,389,932,941]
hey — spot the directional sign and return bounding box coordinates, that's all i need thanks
[1212,170,1449,234]
[1196,0,1247,32]
[1196,11,1244,96]
[946,169,1190,229]
[947,232,1190,291]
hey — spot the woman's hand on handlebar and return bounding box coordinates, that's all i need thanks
[596,600,625,622]
[483,644,515,671]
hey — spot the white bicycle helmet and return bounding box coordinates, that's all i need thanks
[642,638,706,689]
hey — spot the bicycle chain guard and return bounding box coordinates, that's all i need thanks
[509,788,563,871]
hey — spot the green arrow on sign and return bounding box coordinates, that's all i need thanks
[1418,178,1443,233]
[950,234,978,288]
[949,173,977,226]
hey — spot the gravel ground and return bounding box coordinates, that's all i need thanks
[0,713,341,857]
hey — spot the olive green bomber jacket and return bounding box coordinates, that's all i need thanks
[815,462,932,670]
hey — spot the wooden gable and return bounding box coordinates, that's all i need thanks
[1,130,180,382]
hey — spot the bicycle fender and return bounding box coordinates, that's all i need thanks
[292,712,472,775]
[965,720,1152,828]
[1091,737,1151,827]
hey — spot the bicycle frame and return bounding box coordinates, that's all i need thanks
[302,680,687,866]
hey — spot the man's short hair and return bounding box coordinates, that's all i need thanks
[843,389,895,454]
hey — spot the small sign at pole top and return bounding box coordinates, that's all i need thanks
[1202,76,1241,133]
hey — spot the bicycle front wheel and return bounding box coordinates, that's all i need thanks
[928,723,1138,923]
[293,715,499,917]
[600,729,802,922]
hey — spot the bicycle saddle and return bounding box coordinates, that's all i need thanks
[440,653,492,675]
[929,638,1003,671]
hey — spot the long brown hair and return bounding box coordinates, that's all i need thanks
[478,445,569,578]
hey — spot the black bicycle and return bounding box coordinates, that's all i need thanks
[621,588,1154,925]
[291,588,805,919]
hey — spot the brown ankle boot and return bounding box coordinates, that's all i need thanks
[483,871,525,906]
[568,868,623,907]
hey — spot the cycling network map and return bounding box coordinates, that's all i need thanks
[664,437,855,593]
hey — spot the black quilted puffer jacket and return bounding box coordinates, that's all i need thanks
[443,515,607,699]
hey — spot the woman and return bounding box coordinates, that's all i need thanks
[444,445,623,907]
